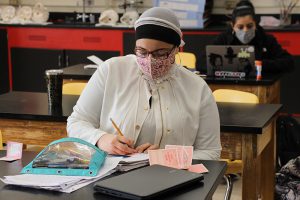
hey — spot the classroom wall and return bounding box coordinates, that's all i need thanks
[1,0,300,14]
[214,0,300,14]
[1,0,152,13]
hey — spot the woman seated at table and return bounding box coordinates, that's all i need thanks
[67,7,221,160]
[213,0,294,73]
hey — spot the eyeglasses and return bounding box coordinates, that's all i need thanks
[134,46,175,60]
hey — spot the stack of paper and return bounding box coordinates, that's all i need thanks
[148,145,210,173]
[148,145,193,169]
[115,153,149,172]
[0,156,123,193]
[84,55,104,69]
[0,153,150,193]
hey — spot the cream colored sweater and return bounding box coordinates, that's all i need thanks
[67,55,221,160]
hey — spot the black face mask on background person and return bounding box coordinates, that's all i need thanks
[235,28,255,44]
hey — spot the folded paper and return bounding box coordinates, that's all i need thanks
[148,145,193,169]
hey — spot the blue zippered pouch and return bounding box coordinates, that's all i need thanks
[21,137,107,177]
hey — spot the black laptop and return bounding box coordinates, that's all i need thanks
[94,165,204,200]
[206,45,255,78]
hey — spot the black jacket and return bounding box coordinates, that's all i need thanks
[213,25,294,73]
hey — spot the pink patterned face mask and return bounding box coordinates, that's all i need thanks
[137,50,176,80]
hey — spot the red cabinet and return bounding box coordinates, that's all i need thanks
[7,27,123,52]
[270,32,300,56]
[6,27,123,92]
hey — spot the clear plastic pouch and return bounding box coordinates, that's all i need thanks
[21,138,107,176]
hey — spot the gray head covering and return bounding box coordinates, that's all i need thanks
[134,7,185,47]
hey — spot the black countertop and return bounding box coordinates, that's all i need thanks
[63,64,96,80]
[62,64,282,85]
[0,92,282,134]
[203,73,282,85]
[1,23,300,32]
[0,91,76,122]
[218,102,282,133]
[0,151,227,200]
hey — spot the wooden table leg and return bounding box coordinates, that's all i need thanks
[242,134,258,200]
[0,130,3,150]
[260,122,275,200]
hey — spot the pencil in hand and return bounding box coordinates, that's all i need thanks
[110,118,124,136]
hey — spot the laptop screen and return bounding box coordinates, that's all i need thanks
[206,45,255,78]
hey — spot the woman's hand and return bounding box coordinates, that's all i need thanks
[135,143,159,153]
[97,134,137,155]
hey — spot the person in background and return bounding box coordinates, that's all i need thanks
[213,0,294,73]
[67,7,221,160]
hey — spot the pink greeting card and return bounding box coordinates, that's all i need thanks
[0,141,23,161]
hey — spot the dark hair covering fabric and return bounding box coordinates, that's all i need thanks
[134,7,183,47]
[135,24,181,47]
[232,1,257,24]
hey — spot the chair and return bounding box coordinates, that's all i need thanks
[212,89,259,200]
[25,145,45,152]
[0,130,3,150]
[175,52,196,69]
[62,82,87,95]
[213,89,259,104]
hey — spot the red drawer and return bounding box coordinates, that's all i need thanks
[7,27,123,51]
